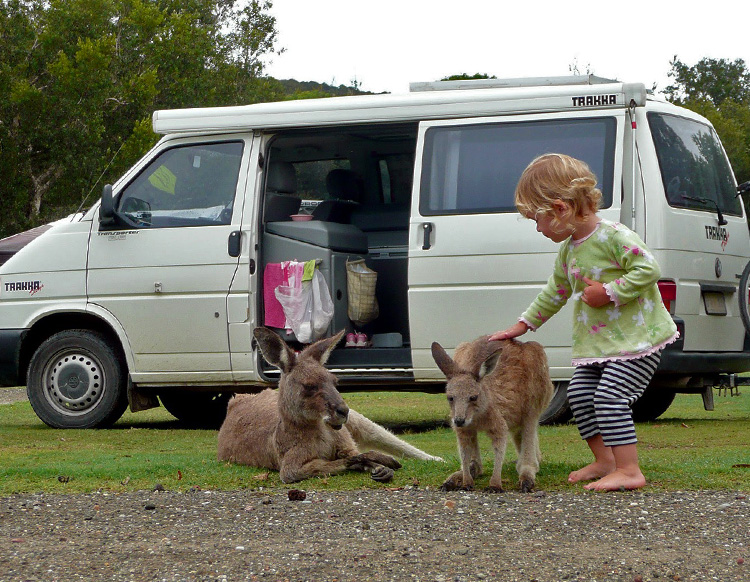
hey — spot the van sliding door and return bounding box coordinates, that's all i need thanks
[409,112,624,382]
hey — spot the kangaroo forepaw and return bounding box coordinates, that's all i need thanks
[350,451,402,470]
[370,465,394,482]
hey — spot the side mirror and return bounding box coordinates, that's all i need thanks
[100,184,116,227]
[737,181,750,197]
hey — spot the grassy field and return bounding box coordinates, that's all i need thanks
[0,389,748,494]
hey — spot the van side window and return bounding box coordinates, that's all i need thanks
[296,159,351,202]
[419,118,616,215]
[117,141,244,227]
[647,113,741,216]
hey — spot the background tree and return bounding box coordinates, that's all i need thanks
[664,56,750,185]
[0,0,284,237]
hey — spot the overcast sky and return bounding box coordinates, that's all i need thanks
[263,0,750,96]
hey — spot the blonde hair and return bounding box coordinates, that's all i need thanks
[515,153,602,232]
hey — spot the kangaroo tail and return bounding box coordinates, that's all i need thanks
[347,410,443,462]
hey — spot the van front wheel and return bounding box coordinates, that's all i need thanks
[27,330,128,428]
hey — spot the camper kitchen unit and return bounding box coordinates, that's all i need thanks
[2,75,750,428]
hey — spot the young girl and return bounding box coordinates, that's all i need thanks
[489,153,678,491]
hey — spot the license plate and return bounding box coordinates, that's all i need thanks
[703,291,727,315]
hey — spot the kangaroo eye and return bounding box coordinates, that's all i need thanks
[447,396,454,402]
[469,395,478,402]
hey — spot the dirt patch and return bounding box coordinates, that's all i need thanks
[0,388,26,406]
[1,488,747,581]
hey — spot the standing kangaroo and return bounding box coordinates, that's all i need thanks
[431,336,553,493]
[218,327,442,483]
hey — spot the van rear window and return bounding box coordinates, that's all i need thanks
[419,117,616,215]
[648,112,740,216]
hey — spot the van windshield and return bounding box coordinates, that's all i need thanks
[648,112,740,217]
[419,117,616,215]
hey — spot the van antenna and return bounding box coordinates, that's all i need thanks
[72,140,126,220]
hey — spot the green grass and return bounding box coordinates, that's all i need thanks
[0,390,748,494]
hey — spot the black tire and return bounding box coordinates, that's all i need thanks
[539,381,573,425]
[739,260,750,336]
[27,330,128,428]
[159,391,233,428]
[631,384,677,422]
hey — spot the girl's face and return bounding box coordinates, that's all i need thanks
[530,202,575,243]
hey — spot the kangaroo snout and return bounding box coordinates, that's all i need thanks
[326,403,350,430]
[453,417,466,427]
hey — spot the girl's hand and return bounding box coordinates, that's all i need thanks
[581,277,611,308]
[488,321,529,341]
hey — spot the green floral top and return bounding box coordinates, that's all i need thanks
[521,219,678,365]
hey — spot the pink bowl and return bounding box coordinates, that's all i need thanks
[290,214,313,221]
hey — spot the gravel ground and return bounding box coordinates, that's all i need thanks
[0,387,26,405]
[2,387,747,581]
[1,488,747,582]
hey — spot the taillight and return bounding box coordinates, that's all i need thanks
[657,280,676,314]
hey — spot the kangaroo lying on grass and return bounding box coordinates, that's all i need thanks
[431,336,553,493]
[218,327,442,483]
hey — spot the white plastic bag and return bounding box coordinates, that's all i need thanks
[275,269,334,343]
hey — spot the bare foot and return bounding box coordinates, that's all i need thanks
[568,461,616,483]
[584,469,646,491]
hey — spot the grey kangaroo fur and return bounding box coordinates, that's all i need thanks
[431,335,553,493]
[218,327,442,483]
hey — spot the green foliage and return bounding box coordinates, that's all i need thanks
[440,73,496,81]
[664,57,750,185]
[0,391,748,493]
[0,0,284,237]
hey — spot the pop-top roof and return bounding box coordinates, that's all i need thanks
[152,76,647,135]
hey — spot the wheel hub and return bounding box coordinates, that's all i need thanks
[47,353,103,412]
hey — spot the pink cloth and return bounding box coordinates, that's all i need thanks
[263,263,287,328]
[264,261,307,328]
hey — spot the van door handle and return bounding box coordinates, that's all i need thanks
[422,223,434,250]
[228,230,241,257]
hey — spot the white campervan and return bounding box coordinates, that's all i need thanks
[2,75,749,428]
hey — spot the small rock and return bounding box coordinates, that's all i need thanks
[288,489,306,501]
[144,504,156,511]
[153,484,165,492]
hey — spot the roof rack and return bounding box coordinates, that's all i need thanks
[409,74,619,93]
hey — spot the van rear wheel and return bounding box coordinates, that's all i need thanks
[539,382,573,425]
[159,390,233,428]
[27,330,128,428]
[738,261,750,336]
[631,384,676,422]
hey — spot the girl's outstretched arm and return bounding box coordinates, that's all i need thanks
[488,321,529,341]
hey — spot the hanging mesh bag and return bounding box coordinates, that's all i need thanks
[346,259,379,326]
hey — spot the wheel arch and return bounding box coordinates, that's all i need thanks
[19,310,131,386]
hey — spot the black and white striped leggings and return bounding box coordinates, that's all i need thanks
[567,352,661,447]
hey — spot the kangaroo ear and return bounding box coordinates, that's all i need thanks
[302,329,346,365]
[479,340,506,376]
[253,327,296,373]
[431,342,459,379]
